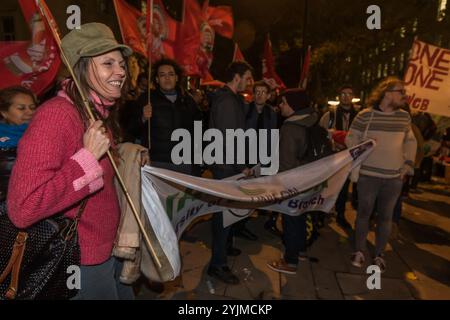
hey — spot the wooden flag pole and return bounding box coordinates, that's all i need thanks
[146,0,154,150]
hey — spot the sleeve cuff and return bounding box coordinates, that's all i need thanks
[71,148,104,192]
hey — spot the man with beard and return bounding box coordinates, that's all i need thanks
[207,61,254,284]
[345,77,417,273]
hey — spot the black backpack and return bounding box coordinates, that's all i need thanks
[303,124,334,163]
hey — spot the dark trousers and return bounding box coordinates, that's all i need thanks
[282,214,307,265]
[335,179,351,219]
[209,167,236,267]
[410,168,421,189]
[420,157,433,182]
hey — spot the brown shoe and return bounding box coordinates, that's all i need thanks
[267,259,297,275]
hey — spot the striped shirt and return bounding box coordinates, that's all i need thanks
[345,108,417,178]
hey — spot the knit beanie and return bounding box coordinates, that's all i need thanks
[282,88,313,115]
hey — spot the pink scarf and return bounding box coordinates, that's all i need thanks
[57,79,116,118]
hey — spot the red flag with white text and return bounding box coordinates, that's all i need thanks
[0,0,60,96]
[262,36,286,90]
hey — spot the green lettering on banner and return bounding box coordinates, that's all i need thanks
[177,189,197,212]
[165,192,180,220]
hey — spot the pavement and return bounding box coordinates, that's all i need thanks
[136,178,450,300]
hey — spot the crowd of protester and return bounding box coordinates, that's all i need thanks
[1,22,449,300]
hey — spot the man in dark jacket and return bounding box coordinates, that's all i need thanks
[121,59,202,174]
[207,61,254,284]
[267,89,319,275]
[245,81,279,144]
[244,80,281,237]
[319,84,358,229]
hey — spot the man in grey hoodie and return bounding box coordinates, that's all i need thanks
[267,89,319,274]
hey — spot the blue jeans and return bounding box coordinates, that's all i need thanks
[71,257,135,300]
[355,175,403,256]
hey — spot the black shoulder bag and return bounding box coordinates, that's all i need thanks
[0,199,87,300]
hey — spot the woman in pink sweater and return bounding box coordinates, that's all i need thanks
[7,23,134,299]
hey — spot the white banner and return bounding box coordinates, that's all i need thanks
[405,39,450,117]
[141,140,375,240]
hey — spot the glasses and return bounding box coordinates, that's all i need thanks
[340,92,353,97]
[387,89,406,95]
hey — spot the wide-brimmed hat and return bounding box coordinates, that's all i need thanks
[61,23,132,69]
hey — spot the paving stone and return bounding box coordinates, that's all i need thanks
[311,266,344,300]
[308,226,351,273]
[243,255,282,299]
[280,261,317,299]
[337,272,414,299]
[180,241,211,273]
[404,271,450,300]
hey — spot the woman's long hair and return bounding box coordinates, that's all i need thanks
[367,76,404,110]
[64,55,129,145]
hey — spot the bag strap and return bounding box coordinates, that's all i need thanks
[0,232,27,299]
[65,199,88,241]
[75,199,88,222]
[0,199,88,299]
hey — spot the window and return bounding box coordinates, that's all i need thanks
[437,0,447,21]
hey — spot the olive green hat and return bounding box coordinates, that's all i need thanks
[60,22,132,69]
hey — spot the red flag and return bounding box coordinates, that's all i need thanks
[177,0,234,79]
[113,0,146,57]
[113,0,177,60]
[149,0,178,60]
[233,43,245,62]
[0,0,60,96]
[262,35,286,90]
[299,46,311,89]
[206,3,234,39]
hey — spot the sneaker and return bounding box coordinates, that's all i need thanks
[351,251,365,268]
[267,259,297,275]
[207,266,240,284]
[373,255,386,273]
[298,252,308,261]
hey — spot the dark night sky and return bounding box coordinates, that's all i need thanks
[140,1,449,92]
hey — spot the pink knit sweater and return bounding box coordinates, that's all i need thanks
[7,92,120,266]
